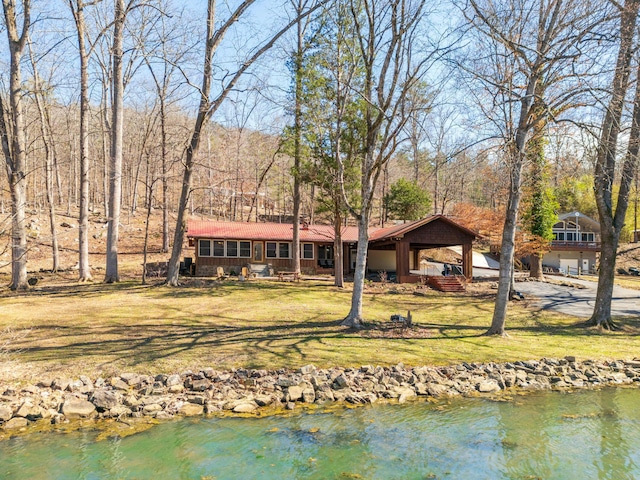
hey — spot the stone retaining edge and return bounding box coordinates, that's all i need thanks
[2,356,640,433]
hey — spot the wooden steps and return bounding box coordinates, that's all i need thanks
[427,275,466,292]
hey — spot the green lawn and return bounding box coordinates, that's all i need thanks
[1,279,638,383]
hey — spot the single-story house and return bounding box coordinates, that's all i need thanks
[186,215,479,283]
[542,211,600,274]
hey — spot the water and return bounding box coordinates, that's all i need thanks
[2,388,640,479]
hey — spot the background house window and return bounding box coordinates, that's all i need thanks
[266,242,290,258]
[226,240,238,257]
[302,243,314,259]
[318,245,334,267]
[199,239,211,257]
[239,241,251,258]
[279,242,290,258]
[213,240,225,257]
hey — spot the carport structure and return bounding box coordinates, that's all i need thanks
[367,215,479,283]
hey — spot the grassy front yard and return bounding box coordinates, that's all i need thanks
[1,278,639,384]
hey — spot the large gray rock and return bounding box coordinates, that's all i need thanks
[62,399,96,419]
[3,417,28,429]
[254,395,274,407]
[333,374,349,389]
[166,374,183,387]
[15,402,42,420]
[143,404,163,414]
[92,389,122,410]
[477,380,501,393]
[0,405,14,421]
[233,402,257,413]
[110,377,129,391]
[180,403,204,416]
[286,386,303,402]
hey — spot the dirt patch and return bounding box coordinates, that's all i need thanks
[359,322,435,339]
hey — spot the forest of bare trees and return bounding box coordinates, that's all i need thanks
[1,0,640,329]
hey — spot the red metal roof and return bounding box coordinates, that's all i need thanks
[187,215,478,244]
[187,220,360,243]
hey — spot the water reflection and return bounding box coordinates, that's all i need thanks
[2,388,640,479]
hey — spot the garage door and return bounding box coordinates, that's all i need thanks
[559,259,578,275]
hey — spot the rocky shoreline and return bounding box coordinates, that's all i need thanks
[2,356,640,435]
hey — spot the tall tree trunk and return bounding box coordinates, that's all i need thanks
[105,0,125,283]
[487,68,540,335]
[530,253,543,279]
[68,0,93,281]
[589,0,640,329]
[333,207,344,287]
[161,100,169,253]
[28,39,59,272]
[166,0,216,286]
[292,8,303,276]
[341,207,369,327]
[1,0,30,290]
[487,153,524,335]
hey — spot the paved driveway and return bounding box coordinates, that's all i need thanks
[515,277,640,318]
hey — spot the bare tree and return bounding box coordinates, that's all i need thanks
[1,0,31,290]
[103,0,125,282]
[463,0,605,335]
[67,0,102,281]
[165,0,327,286]
[26,37,60,272]
[141,4,192,253]
[590,0,640,329]
[339,0,439,327]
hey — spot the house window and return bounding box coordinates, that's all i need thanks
[566,232,574,242]
[318,245,334,267]
[239,241,251,258]
[266,242,290,258]
[557,232,564,241]
[279,242,290,258]
[213,240,225,257]
[199,239,211,257]
[302,243,314,260]
[226,241,238,257]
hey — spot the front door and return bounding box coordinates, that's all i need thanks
[254,242,263,263]
[582,258,589,274]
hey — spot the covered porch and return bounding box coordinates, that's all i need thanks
[367,216,477,284]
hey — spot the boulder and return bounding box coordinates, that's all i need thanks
[299,365,316,375]
[233,402,258,413]
[166,374,183,387]
[110,378,129,391]
[92,389,122,411]
[109,405,132,417]
[15,402,42,420]
[254,395,274,407]
[180,403,204,416]
[62,399,96,419]
[143,404,163,414]
[3,417,28,429]
[333,374,349,389]
[302,388,315,403]
[0,405,14,421]
[286,386,303,402]
[477,380,501,393]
